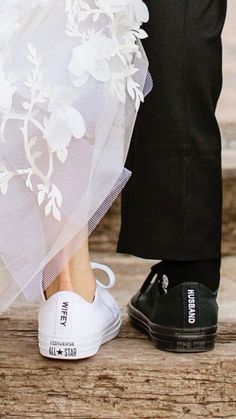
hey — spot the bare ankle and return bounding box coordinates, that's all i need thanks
[72,270,96,303]
[45,272,73,300]
[45,267,96,303]
[58,273,73,292]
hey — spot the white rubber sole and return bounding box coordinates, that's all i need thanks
[38,315,122,360]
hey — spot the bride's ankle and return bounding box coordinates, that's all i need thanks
[58,274,73,292]
[72,270,96,303]
[44,273,73,300]
[44,269,96,303]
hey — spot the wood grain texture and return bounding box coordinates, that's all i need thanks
[1,319,236,418]
[1,254,236,418]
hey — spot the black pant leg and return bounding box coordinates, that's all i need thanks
[117,0,227,260]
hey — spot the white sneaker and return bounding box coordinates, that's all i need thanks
[38,262,122,360]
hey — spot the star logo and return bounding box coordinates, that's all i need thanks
[57,349,63,355]
[162,274,169,294]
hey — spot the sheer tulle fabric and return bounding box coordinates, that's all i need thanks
[0,0,151,313]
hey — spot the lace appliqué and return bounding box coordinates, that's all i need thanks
[0,0,148,221]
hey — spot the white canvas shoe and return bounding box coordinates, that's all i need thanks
[38,262,122,360]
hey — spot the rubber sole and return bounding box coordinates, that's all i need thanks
[128,302,217,353]
[38,315,122,360]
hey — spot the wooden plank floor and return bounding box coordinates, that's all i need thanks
[1,254,236,418]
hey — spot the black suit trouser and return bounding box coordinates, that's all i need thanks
[117,0,227,260]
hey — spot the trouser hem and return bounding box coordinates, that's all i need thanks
[116,245,222,261]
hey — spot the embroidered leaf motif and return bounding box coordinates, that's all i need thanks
[66,0,148,109]
[57,148,69,163]
[0,0,149,220]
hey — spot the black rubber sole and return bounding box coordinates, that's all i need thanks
[128,302,217,353]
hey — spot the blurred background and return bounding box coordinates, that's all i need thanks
[91,2,236,257]
[217,1,236,127]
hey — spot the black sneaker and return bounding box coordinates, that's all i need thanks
[128,264,219,353]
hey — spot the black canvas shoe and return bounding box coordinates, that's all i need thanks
[128,264,219,353]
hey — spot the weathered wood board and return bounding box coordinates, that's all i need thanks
[0,254,236,418]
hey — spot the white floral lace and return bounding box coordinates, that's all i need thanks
[0,0,148,221]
